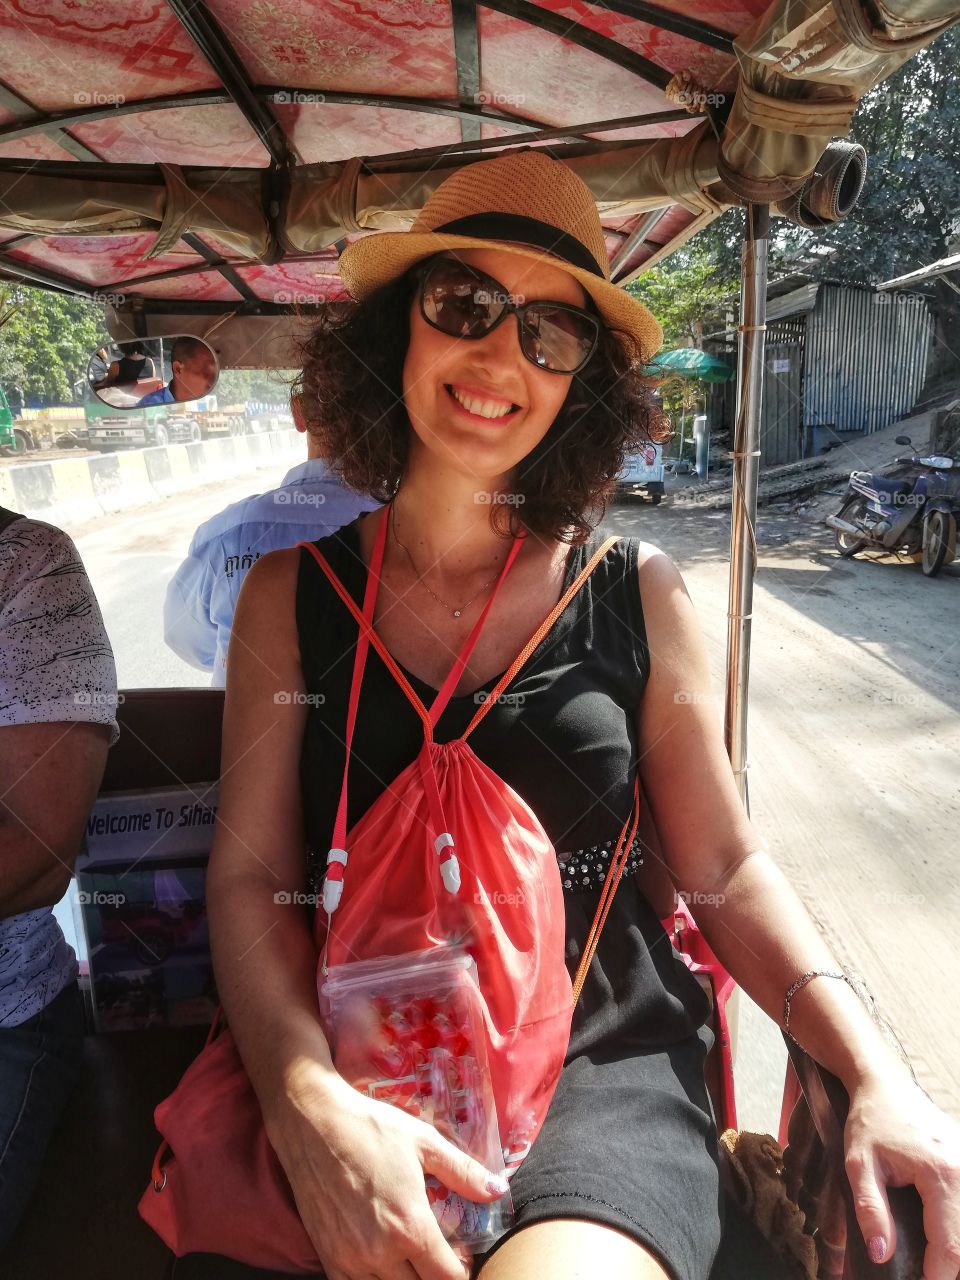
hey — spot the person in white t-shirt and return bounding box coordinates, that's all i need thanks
[0,506,120,1247]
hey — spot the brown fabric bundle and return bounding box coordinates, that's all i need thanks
[720,1128,818,1279]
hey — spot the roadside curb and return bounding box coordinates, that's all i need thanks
[4,429,302,525]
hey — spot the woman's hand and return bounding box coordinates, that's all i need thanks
[266,1065,509,1280]
[844,1065,960,1279]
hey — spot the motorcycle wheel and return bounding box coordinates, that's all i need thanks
[834,496,868,557]
[921,510,952,577]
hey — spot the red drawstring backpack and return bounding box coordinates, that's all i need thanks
[140,503,641,1271]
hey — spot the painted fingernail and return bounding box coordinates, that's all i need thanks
[868,1235,887,1264]
[486,1174,509,1195]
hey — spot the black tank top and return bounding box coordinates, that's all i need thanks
[295,516,711,1055]
[116,353,152,382]
[296,518,649,893]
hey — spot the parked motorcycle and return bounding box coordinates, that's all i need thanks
[826,435,959,577]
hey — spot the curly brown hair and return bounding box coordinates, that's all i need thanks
[294,262,668,544]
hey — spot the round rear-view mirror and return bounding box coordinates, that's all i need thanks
[87,336,219,410]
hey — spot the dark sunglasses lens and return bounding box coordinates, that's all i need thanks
[522,306,597,373]
[421,261,502,338]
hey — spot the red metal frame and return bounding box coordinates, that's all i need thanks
[661,899,738,1134]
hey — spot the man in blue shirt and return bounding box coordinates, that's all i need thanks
[137,336,217,408]
[163,397,380,686]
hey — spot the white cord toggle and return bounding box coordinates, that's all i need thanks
[323,847,348,914]
[439,853,461,895]
[322,879,344,913]
[434,833,460,894]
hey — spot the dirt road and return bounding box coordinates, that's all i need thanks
[610,493,959,1125]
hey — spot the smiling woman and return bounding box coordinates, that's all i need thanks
[169,150,737,1280]
[143,148,960,1280]
[296,253,667,544]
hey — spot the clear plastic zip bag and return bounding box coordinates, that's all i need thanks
[319,945,514,1252]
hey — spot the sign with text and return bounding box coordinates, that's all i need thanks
[79,783,219,869]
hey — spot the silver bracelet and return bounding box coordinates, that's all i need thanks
[783,970,853,1043]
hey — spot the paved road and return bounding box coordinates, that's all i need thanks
[59,478,959,1133]
[68,462,299,688]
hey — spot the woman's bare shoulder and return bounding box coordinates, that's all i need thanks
[230,547,305,676]
[237,546,303,609]
[629,540,687,595]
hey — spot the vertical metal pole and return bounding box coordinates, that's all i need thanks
[724,205,769,813]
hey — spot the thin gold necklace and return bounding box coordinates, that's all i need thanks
[391,502,503,618]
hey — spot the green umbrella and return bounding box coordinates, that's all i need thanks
[643,347,734,382]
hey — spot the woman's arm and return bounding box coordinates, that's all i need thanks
[632,545,900,1084]
[205,547,341,1130]
[633,546,960,1276]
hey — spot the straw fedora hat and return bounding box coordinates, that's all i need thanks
[337,151,663,364]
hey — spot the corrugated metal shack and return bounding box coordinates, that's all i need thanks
[705,277,933,467]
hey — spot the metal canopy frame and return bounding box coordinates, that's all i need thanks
[0,87,704,302]
[1,0,731,161]
[725,204,769,811]
[0,76,102,162]
[0,0,731,303]
[480,0,673,89]
[0,250,102,297]
[0,94,697,152]
[163,0,292,167]
[592,1,735,52]
[451,0,483,144]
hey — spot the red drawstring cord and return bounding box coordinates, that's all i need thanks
[302,502,526,931]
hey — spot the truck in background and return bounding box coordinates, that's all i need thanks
[83,387,249,452]
[0,385,38,455]
[615,442,665,504]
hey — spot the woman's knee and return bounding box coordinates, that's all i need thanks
[474,1217,671,1280]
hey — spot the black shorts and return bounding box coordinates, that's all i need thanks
[471,1029,723,1280]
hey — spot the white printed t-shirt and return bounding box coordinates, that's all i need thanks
[0,514,119,1026]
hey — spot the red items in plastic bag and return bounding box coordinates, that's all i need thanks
[321,946,513,1252]
[140,503,641,1271]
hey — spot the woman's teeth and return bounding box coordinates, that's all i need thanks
[448,386,516,419]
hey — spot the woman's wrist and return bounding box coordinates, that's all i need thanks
[782,969,915,1096]
[844,1049,916,1096]
[265,1049,348,1128]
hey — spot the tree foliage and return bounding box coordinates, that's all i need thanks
[626,241,739,351]
[215,367,298,405]
[810,26,960,286]
[0,284,106,405]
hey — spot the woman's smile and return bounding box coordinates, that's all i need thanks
[444,381,522,426]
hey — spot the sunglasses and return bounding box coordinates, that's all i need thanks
[417,257,600,375]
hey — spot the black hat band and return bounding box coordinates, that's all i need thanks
[432,212,604,279]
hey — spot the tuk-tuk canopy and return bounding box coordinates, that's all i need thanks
[0,0,957,364]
